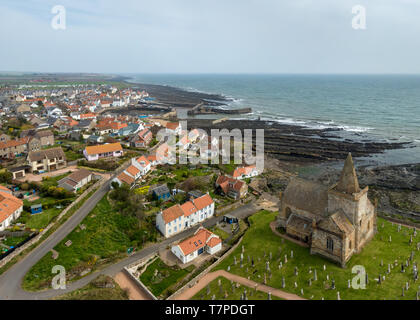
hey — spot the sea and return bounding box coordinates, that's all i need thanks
[126,74,420,166]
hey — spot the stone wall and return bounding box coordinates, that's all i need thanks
[123,253,158,300]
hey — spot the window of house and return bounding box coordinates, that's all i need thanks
[349,240,352,249]
[327,237,334,251]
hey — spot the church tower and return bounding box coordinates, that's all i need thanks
[328,153,375,251]
[335,153,360,195]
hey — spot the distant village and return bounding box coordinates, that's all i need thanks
[0,83,261,269]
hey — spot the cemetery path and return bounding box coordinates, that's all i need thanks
[173,270,306,300]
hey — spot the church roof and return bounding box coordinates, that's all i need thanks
[334,153,360,194]
[286,213,313,235]
[282,177,328,216]
[318,211,355,235]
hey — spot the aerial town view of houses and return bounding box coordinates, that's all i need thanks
[0,2,419,307]
[0,73,418,303]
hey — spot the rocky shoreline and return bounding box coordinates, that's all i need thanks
[127,82,230,108]
[185,119,409,163]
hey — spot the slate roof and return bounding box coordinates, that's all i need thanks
[282,177,328,216]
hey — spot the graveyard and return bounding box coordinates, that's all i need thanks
[211,210,419,300]
[192,276,283,300]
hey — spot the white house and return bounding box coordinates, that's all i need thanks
[83,142,123,161]
[232,165,260,180]
[132,156,151,176]
[0,186,24,231]
[156,193,215,238]
[46,107,63,117]
[171,227,222,264]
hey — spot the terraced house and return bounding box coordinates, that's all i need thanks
[83,142,123,161]
[0,138,28,158]
[27,147,67,173]
[156,193,215,238]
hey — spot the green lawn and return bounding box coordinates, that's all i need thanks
[54,275,129,300]
[20,194,75,230]
[140,257,194,298]
[210,226,230,241]
[192,276,283,300]
[22,195,155,291]
[17,208,61,230]
[214,211,420,300]
[1,236,28,247]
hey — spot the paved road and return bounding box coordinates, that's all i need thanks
[0,189,258,300]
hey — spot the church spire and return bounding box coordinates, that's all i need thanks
[335,153,360,194]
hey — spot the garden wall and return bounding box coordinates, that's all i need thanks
[124,253,159,300]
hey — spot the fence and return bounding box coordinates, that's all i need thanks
[0,232,38,261]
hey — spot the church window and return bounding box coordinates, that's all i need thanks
[327,237,334,251]
[285,207,292,219]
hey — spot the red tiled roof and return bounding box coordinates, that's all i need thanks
[117,172,135,185]
[162,204,184,224]
[126,165,140,177]
[177,227,220,256]
[85,142,123,156]
[191,193,213,210]
[180,201,197,217]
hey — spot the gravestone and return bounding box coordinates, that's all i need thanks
[291,250,294,259]
[284,254,288,263]
[282,277,286,288]
[337,291,341,300]
[314,269,318,281]
[268,291,272,300]
[331,278,335,290]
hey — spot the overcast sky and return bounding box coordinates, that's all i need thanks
[1,0,419,74]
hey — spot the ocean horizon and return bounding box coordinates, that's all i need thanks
[126,74,420,166]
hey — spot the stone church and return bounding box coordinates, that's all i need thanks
[278,153,376,267]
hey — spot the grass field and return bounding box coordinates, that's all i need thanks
[17,208,61,230]
[214,211,420,300]
[140,257,194,298]
[54,275,129,300]
[22,195,156,291]
[192,276,283,300]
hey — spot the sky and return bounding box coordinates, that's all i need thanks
[0,0,420,74]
